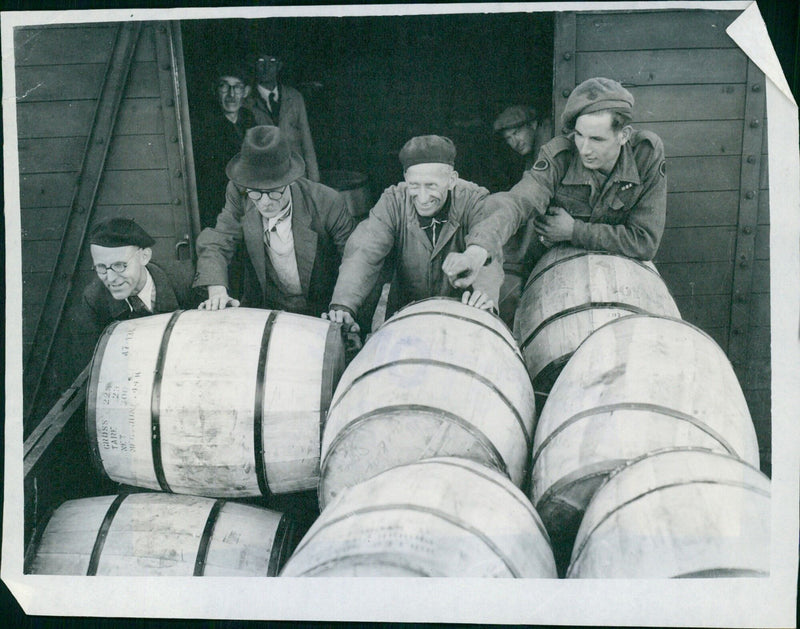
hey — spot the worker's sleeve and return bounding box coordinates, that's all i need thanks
[193,181,246,289]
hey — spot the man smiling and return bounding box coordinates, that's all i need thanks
[442,77,667,289]
[78,218,198,340]
[326,135,502,333]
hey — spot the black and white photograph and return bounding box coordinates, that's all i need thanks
[2,1,799,626]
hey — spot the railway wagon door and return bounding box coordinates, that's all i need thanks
[553,9,770,473]
[17,21,198,428]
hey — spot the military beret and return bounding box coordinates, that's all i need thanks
[493,105,538,133]
[399,135,456,170]
[561,77,634,129]
[89,218,155,248]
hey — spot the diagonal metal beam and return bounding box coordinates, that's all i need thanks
[23,22,142,426]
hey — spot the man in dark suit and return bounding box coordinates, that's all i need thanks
[246,53,320,182]
[194,63,257,229]
[78,218,199,341]
[193,125,354,317]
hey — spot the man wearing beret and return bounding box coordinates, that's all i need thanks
[443,77,667,288]
[193,125,354,315]
[325,135,503,333]
[494,105,552,172]
[78,218,199,340]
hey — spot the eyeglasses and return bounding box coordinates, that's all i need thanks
[246,186,286,201]
[93,250,139,276]
[218,82,246,94]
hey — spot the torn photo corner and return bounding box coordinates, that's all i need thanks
[2,1,799,626]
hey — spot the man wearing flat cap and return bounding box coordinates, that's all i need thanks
[193,125,354,315]
[77,217,199,340]
[326,135,503,332]
[444,77,667,289]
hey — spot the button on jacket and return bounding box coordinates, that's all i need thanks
[331,179,504,317]
[467,129,667,263]
[194,178,354,316]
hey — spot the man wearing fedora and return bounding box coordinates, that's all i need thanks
[78,217,199,341]
[193,125,354,316]
[325,135,503,334]
[442,77,667,289]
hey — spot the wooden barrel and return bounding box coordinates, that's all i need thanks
[530,314,760,574]
[282,457,557,577]
[26,493,299,576]
[320,169,371,218]
[318,298,536,508]
[568,448,771,578]
[86,308,345,497]
[515,246,680,394]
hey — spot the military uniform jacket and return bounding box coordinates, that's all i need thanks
[194,178,355,316]
[468,129,667,262]
[330,179,504,315]
[247,85,320,182]
[78,260,199,341]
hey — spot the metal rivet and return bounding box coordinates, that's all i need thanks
[745,190,755,200]
[166,99,175,107]
[743,225,753,235]
[171,136,179,143]
[750,119,760,128]
[739,256,749,269]
[563,52,572,61]
[747,155,756,164]
[173,198,182,205]
[75,206,85,214]
[562,89,571,98]
[174,169,182,178]
[752,84,761,92]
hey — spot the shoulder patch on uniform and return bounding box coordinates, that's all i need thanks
[659,160,666,177]
[533,158,549,171]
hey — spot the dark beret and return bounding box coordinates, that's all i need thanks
[561,77,634,129]
[89,218,155,248]
[399,135,456,170]
[493,105,538,133]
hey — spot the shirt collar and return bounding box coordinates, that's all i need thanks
[562,140,641,187]
[261,194,293,232]
[257,84,279,101]
[129,267,155,310]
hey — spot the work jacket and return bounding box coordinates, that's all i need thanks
[331,179,503,317]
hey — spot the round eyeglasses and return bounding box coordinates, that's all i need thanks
[93,250,138,276]
[246,187,286,201]
[218,82,246,94]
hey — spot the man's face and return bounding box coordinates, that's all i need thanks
[502,122,538,156]
[255,56,282,86]
[216,75,249,115]
[404,163,457,217]
[90,244,150,301]
[247,185,290,219]
[572,111,630,174]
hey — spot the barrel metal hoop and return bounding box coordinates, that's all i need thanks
[290,553,432,577]
[326,358,532,448]
[519,302,653,352]
[85,320,122,483]
[87,494,128,575]
[411,458,550,542]
[193,499,225,576]
[673,568,769,578]
[292,503,525,577]
[150,310,184,493]
[530,402,742,473]
[321,403,509,483]
[268,513,297,576]
[524,250,661,290]
[319,322,343,439]
[253,311,278,498]
[380,309,525,368]
[567,478,772,576]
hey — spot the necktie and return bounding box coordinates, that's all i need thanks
[128,294,150,316]
[268,91,280,121]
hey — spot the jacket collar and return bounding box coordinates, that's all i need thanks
[106,263,179,318]
[562,141,641,187]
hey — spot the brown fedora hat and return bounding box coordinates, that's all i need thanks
[225,125,306,189]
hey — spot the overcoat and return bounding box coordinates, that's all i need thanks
[194,178,354,316]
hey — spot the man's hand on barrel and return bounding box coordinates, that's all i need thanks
[198,285,240,310]
[461,289,496,313]
[534,206,574,245]
[442,245,489,289]
[323,307,362,354]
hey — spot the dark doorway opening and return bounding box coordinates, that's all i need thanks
[181,11,554,208]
